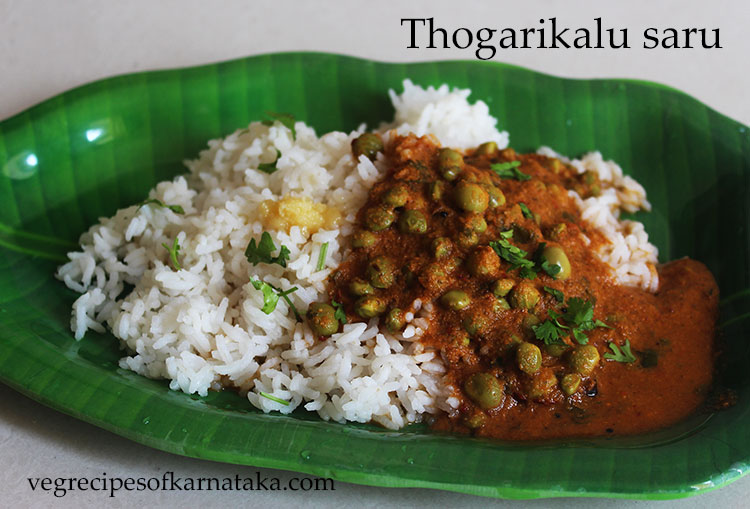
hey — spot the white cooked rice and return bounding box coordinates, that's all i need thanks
[57,80,657,429]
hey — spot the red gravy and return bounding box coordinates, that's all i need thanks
[325,134,718,440]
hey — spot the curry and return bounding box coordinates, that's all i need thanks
[310,132,718,440]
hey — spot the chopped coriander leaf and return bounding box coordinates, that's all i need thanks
[274,285,301,321]
[491,161,531,181]
[259,391,291,406]
[332,300,347,325]
[491,231,559,280]
[250,278,301,320]
[277,287,298,297]
[491,161,521,172]
[250,279,280,314]
[593,319,613,329]
[262,111,296,139]
[571,329,589,345]
[519,202,534,219]
[536,297,610,346]
[279,286,302,322]
[561,297,610,341]
[161,237,182,271]
[139,198,184,214]
[535,309,571,345]
[533,242,562,279]
[489,230,536,275]
[257,149,281,174]
[316,242,329,271]
[604,340,637,363]
[491,234,569,281]
[547,308,564,322]
[563,297,595,328]
[245,232,291,268]
[547,309,570,330]
[543,286,565,303]
[540,258,562,278]
[518,266,537,280]
[533,320,567,345]
[275,286,301,321]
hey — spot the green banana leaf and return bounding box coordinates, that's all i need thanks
[0,52,749,500]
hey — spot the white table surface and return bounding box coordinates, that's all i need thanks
[1,1,748,507]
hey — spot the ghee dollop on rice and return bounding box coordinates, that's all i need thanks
[259,196,341,236]
[56,80,657,429]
